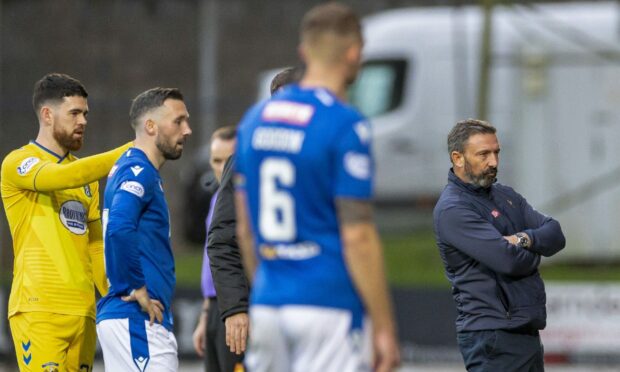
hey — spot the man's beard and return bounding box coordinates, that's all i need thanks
[464,159,497,188]
[156,134,183,160]
[53,126,83,152]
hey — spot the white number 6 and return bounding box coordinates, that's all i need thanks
[259,158,295,241]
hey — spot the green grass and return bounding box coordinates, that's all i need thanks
[175,231,620,288]
[175,246,204,287]
[383,231,449,288]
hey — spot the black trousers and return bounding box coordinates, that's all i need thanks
[457,329,544,372]
[205,297,245,372]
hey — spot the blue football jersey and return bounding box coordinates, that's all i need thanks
[236,84,373,325]
[97,148,176,330]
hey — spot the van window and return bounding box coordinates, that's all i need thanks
[349,59,407,118]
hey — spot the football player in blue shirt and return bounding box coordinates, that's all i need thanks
[235,3,400,372]
[96,87,191,372]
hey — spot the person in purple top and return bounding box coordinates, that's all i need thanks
[192,126,237,371]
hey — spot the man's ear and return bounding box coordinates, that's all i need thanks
[40,106,53,126]
[451,151,465,168]
[144,119,157,135]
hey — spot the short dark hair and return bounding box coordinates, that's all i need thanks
[447,119,497,155]
[270,66,304,95]
[32,73,88,113]
[301,3,361,44]
[129,87,184,129]
[210,125,237,143]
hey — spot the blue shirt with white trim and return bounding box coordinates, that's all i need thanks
[235,84,373,326]
[97,148,175,330]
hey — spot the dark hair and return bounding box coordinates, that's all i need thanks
[32,73,88,114]
[447,119,497,154]
[270,66,304,95]
[210,125,237,143]
[129,87,184,129]
[301,3,361,46]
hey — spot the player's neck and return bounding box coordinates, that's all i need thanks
[35,129,68,157]
[133,138,165,170]
[300,65,348,100]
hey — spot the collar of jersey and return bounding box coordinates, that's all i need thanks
[125,146,158,172]
[30,140,69,163]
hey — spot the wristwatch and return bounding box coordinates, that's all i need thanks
[515,232,531,248]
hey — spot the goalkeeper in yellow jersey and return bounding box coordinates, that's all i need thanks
[0,73,131,372]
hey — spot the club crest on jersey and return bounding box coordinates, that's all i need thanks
[59,200,87,235]
[83,184,92,198]
[120,181,145,198]
[42,361,59,372]
[491,209,501,218]
[262,101,314,126]
[344,151,371,180]
[17,157,39,176]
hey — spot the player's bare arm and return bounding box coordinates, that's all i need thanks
[337,198,401,372]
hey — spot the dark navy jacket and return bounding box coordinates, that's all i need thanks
[433,170,565,333]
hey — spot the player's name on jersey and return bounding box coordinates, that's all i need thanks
[259,241,320,260]
[252,127,305,154]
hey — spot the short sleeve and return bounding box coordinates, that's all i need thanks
[333,117,373,199]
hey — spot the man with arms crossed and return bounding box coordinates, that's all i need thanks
[1,73,130,371]
[234,4,400,372]
[96,87,191,371]
[434,119,565,371]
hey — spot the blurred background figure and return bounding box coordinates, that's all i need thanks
[235,3,400,371]
[192,125,239,371]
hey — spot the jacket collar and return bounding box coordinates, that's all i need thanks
[448,168,492,196]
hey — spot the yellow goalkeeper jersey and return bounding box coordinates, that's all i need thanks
[1,141,130,320]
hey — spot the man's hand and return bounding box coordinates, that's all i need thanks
[192,298,210,357]
[122,286,164,326]
[192,312,208,357]
[373,328,401,372]
[503,232,531,248]
[503,235,518,245]
[225,312,249,355]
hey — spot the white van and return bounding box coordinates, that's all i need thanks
[258,2,620,260]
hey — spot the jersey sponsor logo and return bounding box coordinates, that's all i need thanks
[262,101,315,126]
[59,200,88,235]
[344,152,371,180]
[259,241,321,260]
[133,356,149,372]
[84,184,92,198]
[120,180,145,198]
[17,157,40,176]
[131,165,144,176]
[353,121,371,144]
[252,127,305,153]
